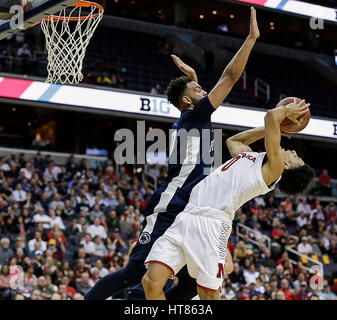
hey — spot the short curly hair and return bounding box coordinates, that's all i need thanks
[166,76,193,110]
[278,164,314,195]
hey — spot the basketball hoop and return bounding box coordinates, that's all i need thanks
[38,1,104,84]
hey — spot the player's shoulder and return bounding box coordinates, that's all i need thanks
[235,151,265,161]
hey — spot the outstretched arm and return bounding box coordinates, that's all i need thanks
[226,126,265,157]
[262,99,310,185]
[208,7,260,109]
[171,54,198,82]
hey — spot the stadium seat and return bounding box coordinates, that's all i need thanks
[322,255,331,265]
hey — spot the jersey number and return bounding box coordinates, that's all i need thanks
[221,155,240,172]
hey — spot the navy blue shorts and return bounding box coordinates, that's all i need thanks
[130,184,189,261]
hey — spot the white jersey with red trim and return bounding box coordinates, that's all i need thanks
[184,152,281,220]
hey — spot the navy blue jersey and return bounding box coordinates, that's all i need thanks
[130,95,215,261]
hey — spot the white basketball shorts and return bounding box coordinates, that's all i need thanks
[144,210,232,291]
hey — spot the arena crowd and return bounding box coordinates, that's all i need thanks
[0,152,336,300]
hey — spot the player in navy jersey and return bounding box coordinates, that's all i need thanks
[84,6,260,300]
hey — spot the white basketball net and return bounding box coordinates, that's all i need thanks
[40,2,103,84]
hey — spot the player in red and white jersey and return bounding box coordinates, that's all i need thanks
[142,98,314,300]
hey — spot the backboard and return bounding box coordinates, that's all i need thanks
[0,0,77,40]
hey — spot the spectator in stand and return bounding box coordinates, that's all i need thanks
[293,272,306,292]
[229,262,245,290]
[17,43,33,74]
[88,217,107,240]
[28,231,47,253]
[110,72,119,88]
[48,224,67,247]
[322,281,337,300]
[233,241,247,261]
[296,211,307,228]
[80,234,95,256]
[17,43,32,58]
[65,218,79,245]
[280,197,293,213]
[271,222,284,240]
[49,210,65,230]
[60,276,77,297]
[0,264,13,300]
[0,238,13,265]
[296,198,311,216]
[12,183,27,203]
[275,290,286,300]
[49,194,64,211]
[91,259,109,278]
[294,282,309,300]
[33,207,51,230]
[15,293,25,300]
[243,264,259,285]
[92,236,108,258]
[279,278,294,300]
[76,272,92,296]
[318,169,331,196]
[150,83,163,95]
[220,282,237,300]
[310,205,325,221]
[73,258,91,280]
[90,204,104,223]
[20,162,33,180]
[261,249,276,270]
[115,196,127,216]
[107,210,119,230]
[239,285,250,300]
[326,202,337,223]
[34,275,55,300]
[297,237,313,255]
[30,288,42,300]
[58,283,71,300]
[73,293,83,300]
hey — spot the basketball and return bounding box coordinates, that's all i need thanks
[276,97,311,133]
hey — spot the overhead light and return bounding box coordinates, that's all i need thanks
[131,0,135,4]
[212,10,217,15]
[114,0,118,3]
[315,34,320,38]
[28,122,31,126]
[200,14,204,19]
[230,14,235,19]
[12,107,16,112]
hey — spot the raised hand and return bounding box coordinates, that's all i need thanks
[281,129,292,139]
[171,54,198,82]
[249,7,260,40]
[285,98,310,125]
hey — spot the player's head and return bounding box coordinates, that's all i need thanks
[277,149,314,195]
[166,76,207,111]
